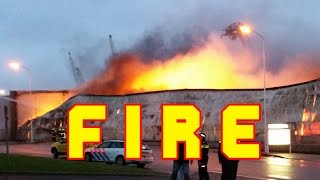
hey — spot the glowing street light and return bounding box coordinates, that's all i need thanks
[239,24,252,35]
[8,61,32,96]
[8,61,35,143]
[9,61,31,72]
[9,62,22,71]
[0,89,5,96]
[222,22,268,154]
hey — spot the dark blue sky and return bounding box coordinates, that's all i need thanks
[1,0,319,92]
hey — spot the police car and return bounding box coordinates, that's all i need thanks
[84,140,153,168]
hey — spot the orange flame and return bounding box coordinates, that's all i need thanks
[81,34,320,95]
[81,36,261,95]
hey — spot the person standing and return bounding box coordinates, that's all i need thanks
[198,133,210,180]
[218,139,239,180]
[171,143,192,180]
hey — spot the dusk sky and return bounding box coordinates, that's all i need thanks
[1,0,319,92]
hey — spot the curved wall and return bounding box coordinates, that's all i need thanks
[25,79,320,142]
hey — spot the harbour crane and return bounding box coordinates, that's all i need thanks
[108,35,118,57]
[67,51,85,87]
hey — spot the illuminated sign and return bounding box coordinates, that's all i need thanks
[268,123,291,146]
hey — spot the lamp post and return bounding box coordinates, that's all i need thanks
[0,89,5,96]
[256,32,268,154]
[222,22,269,154]
[8,61,35,143]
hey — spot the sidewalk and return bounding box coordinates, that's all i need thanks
[265,152,320,162]
[2,141,320,162]
[210,148,320,162]
[0,141,48,145]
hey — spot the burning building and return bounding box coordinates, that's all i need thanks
[10,78,320,147]
[3,23,320,154]
[6,90,74,141]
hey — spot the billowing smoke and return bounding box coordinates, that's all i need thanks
[76,1,320,95]
[126,26,210,61]
[268,50,320,87]
[79,54,146,95]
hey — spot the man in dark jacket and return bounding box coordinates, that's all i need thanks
[218,139,239,180]
[171,143,192,180]
[198,133,209,180]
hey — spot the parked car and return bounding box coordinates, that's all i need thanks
[50,130,67,158]
[84,140,153,168]
[50,130,95,159]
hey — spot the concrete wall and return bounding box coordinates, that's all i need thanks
[24,79,320,143]
[0,97,12,140]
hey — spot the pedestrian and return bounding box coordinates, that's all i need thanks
[218,139,239,180]
[198,133,210,180]
[177,166,184,179]
[171,143,193,180]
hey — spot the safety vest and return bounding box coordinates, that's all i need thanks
[202,144,209,148]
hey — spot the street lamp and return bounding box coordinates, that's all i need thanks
[8,61,35,143]
[238,24,252,35]
[0,89,5,96]
[222,22,268,154]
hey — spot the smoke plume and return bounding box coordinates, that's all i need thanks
[77,1,320,95]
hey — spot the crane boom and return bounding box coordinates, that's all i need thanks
[67,51,85,87]
[108,35,117,56]
[75,67,85,85]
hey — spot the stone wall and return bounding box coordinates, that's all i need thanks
[22,79,320,143]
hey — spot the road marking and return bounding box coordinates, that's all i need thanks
[268,174,290,179]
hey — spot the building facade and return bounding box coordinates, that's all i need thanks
[0,95,14,141]
[14,79,320,145]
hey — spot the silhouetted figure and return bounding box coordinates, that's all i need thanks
[171,143,191,180]
[198,133,209,180]
[218,140,239,180]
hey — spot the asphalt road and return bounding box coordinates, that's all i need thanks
[0,174,169,180]
[0,173,259,180]
[1,143,320,180]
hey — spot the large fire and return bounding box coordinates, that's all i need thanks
[80,34,320,95]
[15,91,75,127]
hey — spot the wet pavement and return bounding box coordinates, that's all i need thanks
[0,172,261,180]
[1,143,320,180]
[269,152,320,162]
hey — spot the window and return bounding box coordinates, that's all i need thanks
[60,138,66,144]
[108,142,123,148]
[98,142,110,148]
[142,144,150,150]
[119,142,124,148]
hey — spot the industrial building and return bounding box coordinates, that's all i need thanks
[1,79,320,153]
[0,90,73,141]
